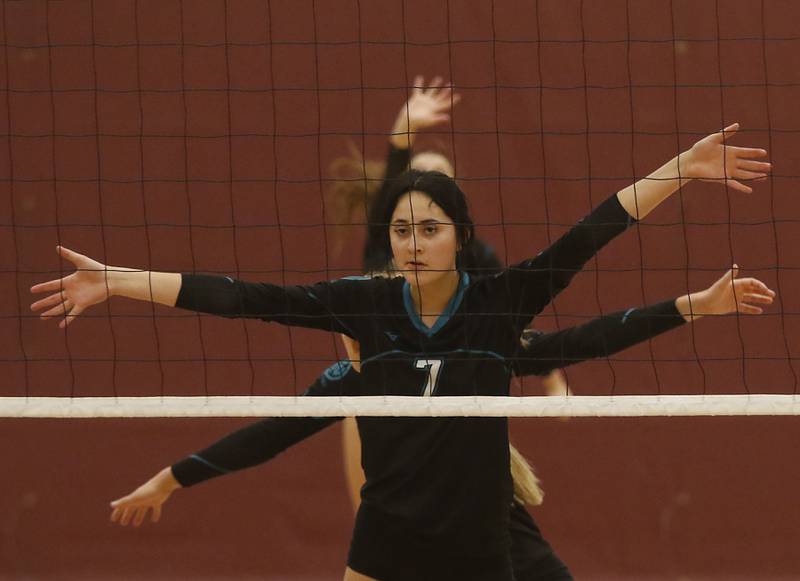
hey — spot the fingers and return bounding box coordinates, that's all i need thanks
[30,291,65,312]
[717,122,739,142]
[724,179,752,194]
[738,303,764,315]
[39,300,71,320]
[60,304,84,329]
[741,292,775,305]
[733,169,769,181]
[152,504,162,523]
[110,506,121,523]
[119,507,133,526]
[737,159,771,172]
[411,75,423,96]
[133,507,148,527]
[744,278,776,297]
[56,245,85,266]
[427,76,443,89]
[730,146,768,159]
[30,278,65,295]
[729,271,776,315]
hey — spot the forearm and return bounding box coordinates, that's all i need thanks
[390,108,416,150]
[515,299,685,376]
[174,274,358,335]
[509,193,635,319]
[109,268,182,307]
[171,361,359,488]
[171,416,340,487]
[616,154,693,220]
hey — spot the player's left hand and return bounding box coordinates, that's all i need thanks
[684,123,771,193]
[695,265,775,316]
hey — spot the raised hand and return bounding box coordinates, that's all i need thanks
[684,123,771,193]
[30,246,112,329]
[391,75,461,148]
[679,265,775,321]
[110,467,181,527]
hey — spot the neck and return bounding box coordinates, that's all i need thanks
[408,270,460,324]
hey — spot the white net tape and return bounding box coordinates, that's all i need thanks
[1,395,799,418]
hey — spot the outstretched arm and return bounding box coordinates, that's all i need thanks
[514,267,774,377]
[617,123,770,220]
[503,124,771,328]
[30,246,181,329]
[31,246,372,336]
[109,361,360,527]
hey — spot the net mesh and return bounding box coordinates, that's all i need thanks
[3,0,800,416]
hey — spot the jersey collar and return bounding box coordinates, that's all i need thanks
[402,272,470,337]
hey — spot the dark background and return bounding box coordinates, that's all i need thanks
[2,0,799,578]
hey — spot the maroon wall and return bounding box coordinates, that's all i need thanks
[2,0,800,578]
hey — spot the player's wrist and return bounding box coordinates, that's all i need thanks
[676,151,698,181]
[676,290,708,322]
[390,118,416,149]
[161,467,183,490]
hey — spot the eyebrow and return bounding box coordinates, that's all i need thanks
[391,218,442,226]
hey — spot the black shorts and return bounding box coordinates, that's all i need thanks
[348,503,514,581]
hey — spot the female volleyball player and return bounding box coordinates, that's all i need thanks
[333,77,573,579]
[108,288,698,580]
[32,123,773,580]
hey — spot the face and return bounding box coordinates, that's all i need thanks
[410,151,454,178]
[389,191,459,289]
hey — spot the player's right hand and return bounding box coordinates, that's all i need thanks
[110,467,181,527]
[30,246,111,329]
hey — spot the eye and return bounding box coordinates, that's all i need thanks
[393,226,408,237]
[424,224,438,235]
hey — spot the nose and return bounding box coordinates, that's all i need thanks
[407,228,424,255]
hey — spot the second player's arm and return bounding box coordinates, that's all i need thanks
[514,267,775,377]
[110,361,360,527]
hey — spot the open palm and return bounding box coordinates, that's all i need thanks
[687,123,771,193]
[110,468,179,527]
[404,75,461,132]
[30,246,111,328]
[700,266,775,316]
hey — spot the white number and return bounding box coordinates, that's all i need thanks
[415,359,443,397]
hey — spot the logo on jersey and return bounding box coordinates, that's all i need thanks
[323,361,352,382]
[385,331,399,342]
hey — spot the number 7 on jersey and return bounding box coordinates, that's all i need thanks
[415,358,443,397]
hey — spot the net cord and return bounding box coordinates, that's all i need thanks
[2,395,798,418]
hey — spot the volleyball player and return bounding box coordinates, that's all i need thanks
[333,77,574,579]
[32,123,773,580]
[108,286,700,579]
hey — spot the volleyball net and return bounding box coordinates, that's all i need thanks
[3,0,800,418]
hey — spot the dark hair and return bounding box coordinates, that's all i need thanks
[364,169,476,272]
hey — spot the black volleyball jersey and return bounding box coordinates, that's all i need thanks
[175,192,635,556]
[171,297,683,486]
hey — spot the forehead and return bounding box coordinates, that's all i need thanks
[391,191,449,223]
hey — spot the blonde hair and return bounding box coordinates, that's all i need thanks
[510,444,544,506]
[327,143,455,257]
[326,144,386,257]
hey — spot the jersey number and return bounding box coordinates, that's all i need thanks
[415,359,443,397]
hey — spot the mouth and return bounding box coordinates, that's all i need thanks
[406,261,427,270]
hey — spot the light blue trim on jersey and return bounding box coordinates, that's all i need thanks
[622,308,636,324]
[322,360,353,382]
[402,272,470,336]
[340,275,373,281]
[190,454,230,475]
[360,347,505,368]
